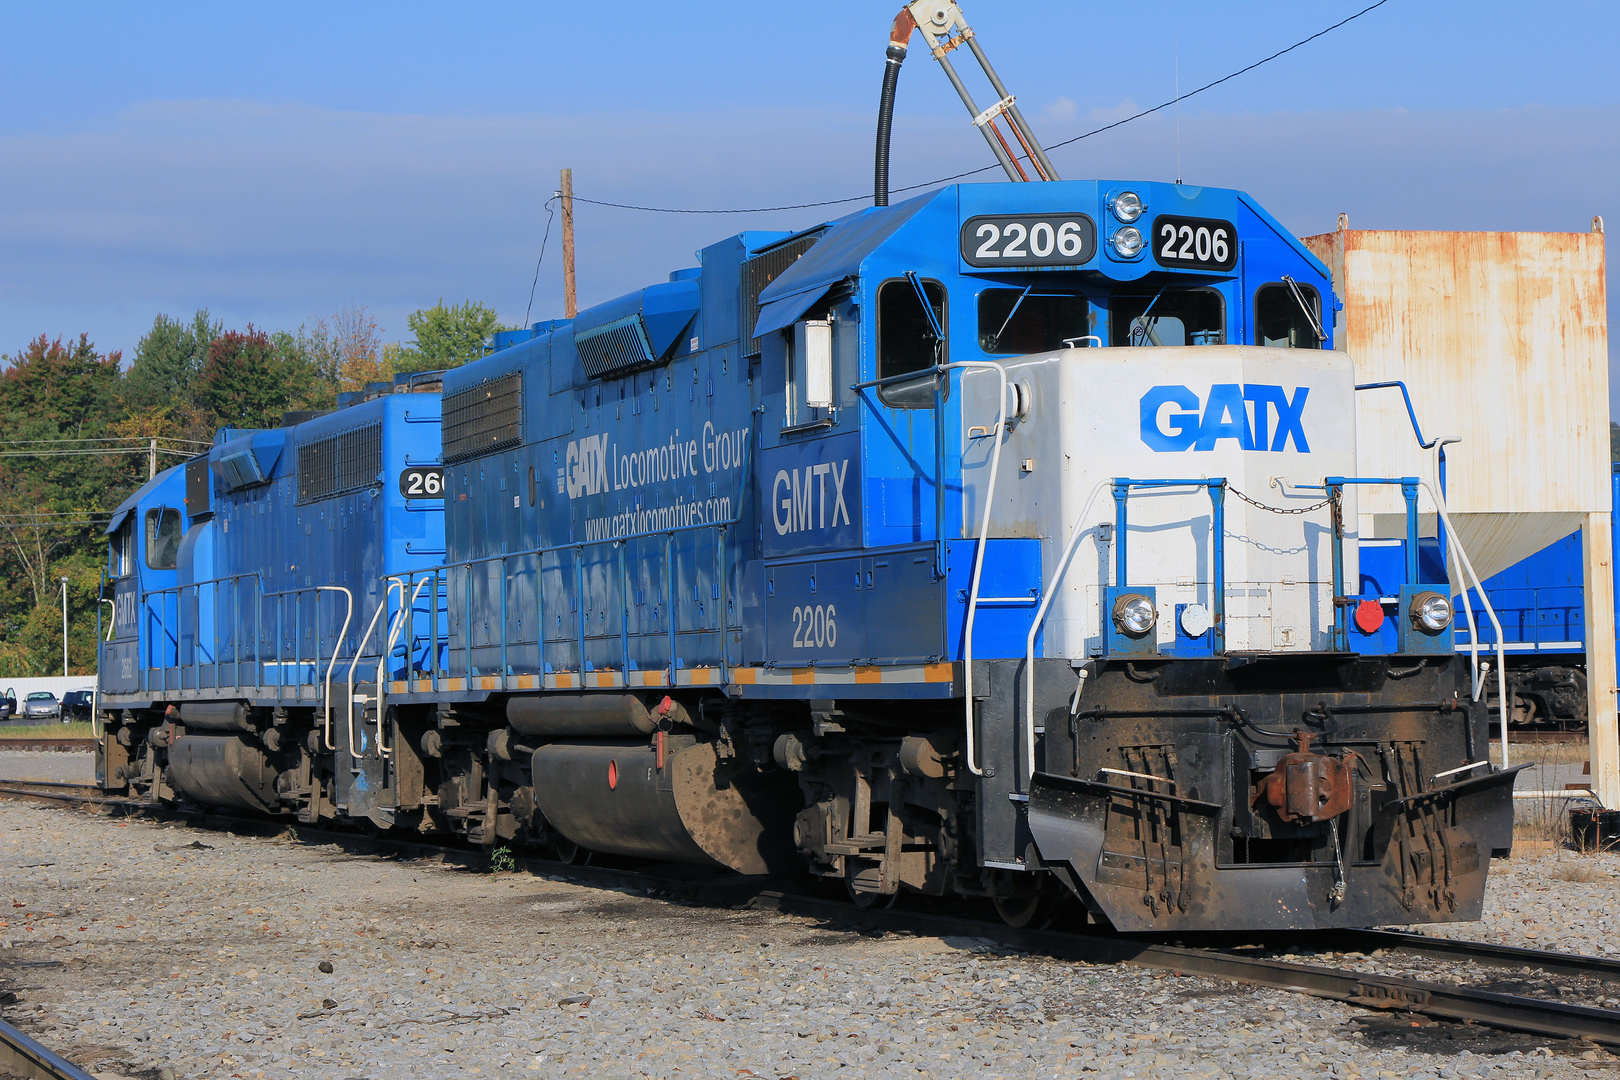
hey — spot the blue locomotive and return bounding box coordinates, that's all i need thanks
[94,2,1524,932]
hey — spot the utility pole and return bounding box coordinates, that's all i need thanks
[560,168,577,319]
[60,576,69,676]
[148,438,157,480]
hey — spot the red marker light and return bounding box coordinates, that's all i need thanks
[1355,599,1386,634]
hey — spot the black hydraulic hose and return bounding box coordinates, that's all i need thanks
[874,42,906,207]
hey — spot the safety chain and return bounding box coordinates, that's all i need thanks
[1227,486,1339,516]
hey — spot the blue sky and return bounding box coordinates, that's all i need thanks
[2,1,1616,406]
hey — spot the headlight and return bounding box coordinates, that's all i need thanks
[1111,226,1143,258]
[1412,591,1453,632]
[1113,593,1157,636]
[1112,191,1143,222]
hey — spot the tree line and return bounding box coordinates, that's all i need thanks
[0,301,504,678]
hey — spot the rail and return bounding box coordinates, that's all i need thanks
[0,1014,99,1080]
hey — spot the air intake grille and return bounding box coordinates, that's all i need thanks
[297,423,382,504]
[741,232,821,358]
[575,315,655,379]
[442,371,523,464]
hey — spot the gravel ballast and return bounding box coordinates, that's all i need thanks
[0,800,1615,1079]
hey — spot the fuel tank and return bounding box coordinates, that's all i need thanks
[166,733,282,812]
[531,740,797,874]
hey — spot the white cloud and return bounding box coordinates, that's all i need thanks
[1043,96,1077,121]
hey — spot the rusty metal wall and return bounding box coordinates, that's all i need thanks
[1302,223,1616,806]
[1301,225,1610,579]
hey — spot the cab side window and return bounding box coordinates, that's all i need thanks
[145,508,180,571]
[109,516,135,577]
[1255,282,1324,349]
[877,278,946,408]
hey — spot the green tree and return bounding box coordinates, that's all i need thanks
[123,310,220,412]
[0,334,133,667]
[1611,420,1619,463]
[397,300,506,371]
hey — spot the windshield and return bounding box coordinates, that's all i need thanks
[978,288,1091,354]
[27,692,54,701]
[1110,287,1224,346]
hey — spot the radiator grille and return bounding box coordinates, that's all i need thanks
[297,423,382,504]
[442,371,523,464]
[741,232,822,358]
[575,315,655,379]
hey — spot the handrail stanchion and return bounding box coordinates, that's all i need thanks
[617,540,630,683]
[1420,479,1511,772]
[465,562,475,683]
[1402,480,1421,586]
[499,554,509,689]
[316,586,353,752]
[377,577,428,758]
[431,568,441,692]
[345,581,398,759]
[666,534,677,682]
[1209,481,1227,654]
[718,524,731,682]
[1328,480,1347,651]
[1021,481,1112,782]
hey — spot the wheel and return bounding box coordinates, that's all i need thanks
[552,837,592,866]
[990,875,1066,929]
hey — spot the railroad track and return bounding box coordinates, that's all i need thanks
[0,781,118,805]
[536,857,1620,1049]
[0,738,95,753]
[0,1015,97,1080]
[5,784,1620,1052]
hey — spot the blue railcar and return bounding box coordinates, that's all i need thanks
[97,382,446,820]
[92,5,1525,933]
[1358,464,1620,730]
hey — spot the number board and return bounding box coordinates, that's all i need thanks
[399,466,444,499]
[960,214,1096,268]
[1153,215,1237,271]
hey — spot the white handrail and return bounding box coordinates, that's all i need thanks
[345,581,401,759]
[1021,480,1112,782]
[375,577,429,758]
[1418,480,1511,771]
[952,360,1010,778]
[316,586,354,752]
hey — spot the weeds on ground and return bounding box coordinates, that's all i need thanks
[490,845,517,876]
[1550,858,1607,883]
[1503,738,1589,847]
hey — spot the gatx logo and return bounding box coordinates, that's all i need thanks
[1139,383,1310,452]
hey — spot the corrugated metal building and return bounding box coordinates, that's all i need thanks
[1301,220,1614,801]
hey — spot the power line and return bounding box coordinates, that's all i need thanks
[566,0,1391,216]
[523,196,560,327]
[0,435,210,448]
[0,446,201,459]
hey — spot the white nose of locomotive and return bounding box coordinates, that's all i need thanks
[961,343,1360,659]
